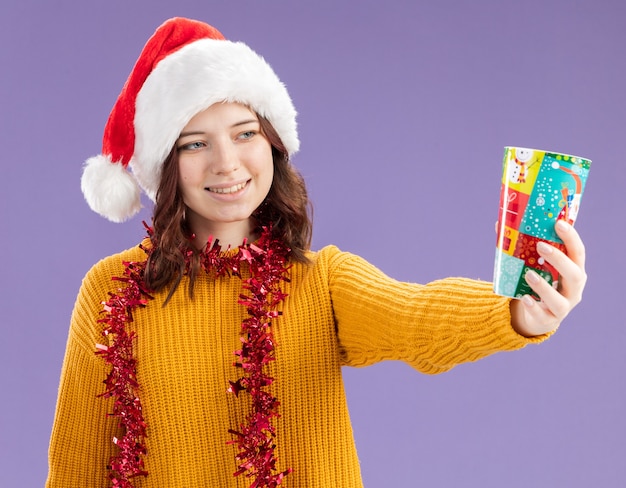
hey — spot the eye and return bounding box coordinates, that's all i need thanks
[178,141,206,151]
[237,130,257,140]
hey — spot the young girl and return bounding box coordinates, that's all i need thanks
[47,17,587,488]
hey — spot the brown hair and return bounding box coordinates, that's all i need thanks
[143,115,312,299]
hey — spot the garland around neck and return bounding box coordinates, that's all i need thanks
[95,225,292,487]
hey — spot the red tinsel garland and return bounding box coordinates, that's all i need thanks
[95,256,151,487]
[95,226,292,487]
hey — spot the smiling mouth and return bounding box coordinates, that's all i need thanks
[206,181,248,194]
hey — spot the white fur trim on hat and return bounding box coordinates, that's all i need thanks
[81,155,142,222]
[131,38,299,201]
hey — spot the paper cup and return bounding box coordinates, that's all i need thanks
[493,147,591,298]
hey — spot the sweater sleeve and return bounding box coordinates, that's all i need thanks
[47,250,141,487]
[326,247,550,374]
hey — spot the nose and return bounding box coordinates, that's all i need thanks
[210,139,240,175]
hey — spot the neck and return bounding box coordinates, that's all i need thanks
[189,219,257,250]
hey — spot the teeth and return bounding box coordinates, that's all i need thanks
[207,182,247,194]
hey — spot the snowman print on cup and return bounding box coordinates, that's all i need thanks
[507,148,534,184]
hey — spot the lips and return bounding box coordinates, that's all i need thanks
[206,181,249,194]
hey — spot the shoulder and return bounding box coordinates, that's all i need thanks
[304,245,355,266]
[81,240,149,292]
[301,245,352,273]
[69,240,150,350]
[300,245,378,280]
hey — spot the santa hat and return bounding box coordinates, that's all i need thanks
[81,17,299,222]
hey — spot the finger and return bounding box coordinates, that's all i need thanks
[524,270,571,320]
[536,240,587,304]
[537,241,585,289]
[555,220,586,269]
[518,293,560,335]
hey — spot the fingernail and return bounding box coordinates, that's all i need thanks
[556,220,570,232]
[521,295,536,308]
[525,270,541,284]
[536,241,553,254]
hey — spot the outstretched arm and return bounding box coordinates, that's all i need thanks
[510,220,587,337]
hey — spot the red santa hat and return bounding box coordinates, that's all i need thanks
[81,17,299,222]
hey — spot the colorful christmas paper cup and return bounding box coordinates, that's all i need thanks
[493,147,591,298]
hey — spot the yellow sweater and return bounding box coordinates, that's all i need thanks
[47,244,547,487]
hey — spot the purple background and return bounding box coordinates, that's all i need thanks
[1,1,624,486]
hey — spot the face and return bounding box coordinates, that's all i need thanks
[176,102,274,245]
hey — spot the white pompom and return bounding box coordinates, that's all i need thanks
[81,155,142,223]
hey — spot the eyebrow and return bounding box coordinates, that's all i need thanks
[178,119,259,139]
